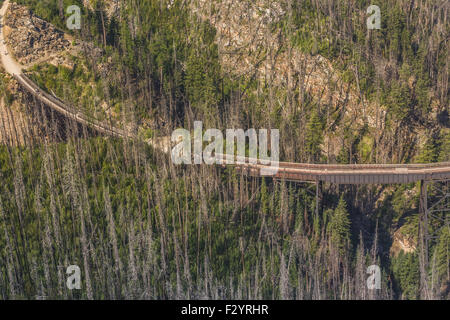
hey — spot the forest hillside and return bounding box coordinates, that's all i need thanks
[0,0,448,300]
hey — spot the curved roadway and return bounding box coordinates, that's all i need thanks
[1,0,449,184]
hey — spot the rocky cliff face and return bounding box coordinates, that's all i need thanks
[191,0,384,161]
[390,228,417,256]
[4,2,73,67]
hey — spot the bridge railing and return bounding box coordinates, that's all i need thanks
[13,74,450,183]
[213,153,450,171]
[15,73,130,138]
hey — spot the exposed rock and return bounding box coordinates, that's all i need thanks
[192,0,386,161]
[4,2,72,66]
[390,228,417,257]
[192,0,364,110]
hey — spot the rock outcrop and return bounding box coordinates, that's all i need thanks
[390,228,417,256]
[191,0,384,161]
[4,2,72,66]
[192,0,367,111]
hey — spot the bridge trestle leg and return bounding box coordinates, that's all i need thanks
[315,180,322,219]
[418,180,429,299]
[418,179,450,299]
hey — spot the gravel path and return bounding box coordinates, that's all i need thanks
[0,0,23,75]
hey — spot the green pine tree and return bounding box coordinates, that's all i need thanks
[328,196,351,255]
[305,109,323,162]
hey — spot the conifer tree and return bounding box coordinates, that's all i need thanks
[328,196,351,256]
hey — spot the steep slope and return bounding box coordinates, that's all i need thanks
[191,0,382,161]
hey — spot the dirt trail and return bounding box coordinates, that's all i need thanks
[0,0,23,75]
